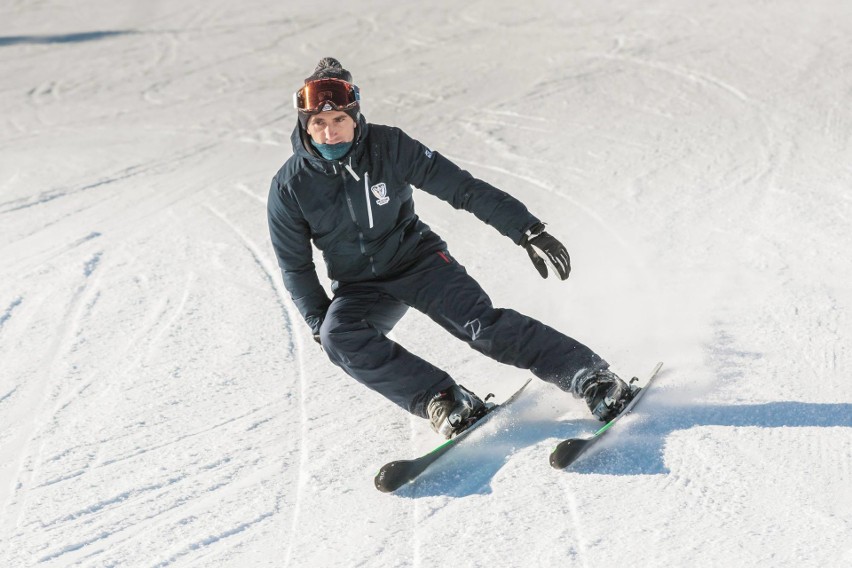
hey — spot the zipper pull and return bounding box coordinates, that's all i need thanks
[344,159,360,181]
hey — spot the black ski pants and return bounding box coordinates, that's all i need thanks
[319,249,607,418]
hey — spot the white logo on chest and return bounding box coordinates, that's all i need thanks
[370,182,390,206]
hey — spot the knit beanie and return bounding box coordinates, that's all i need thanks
[305,57,353,83]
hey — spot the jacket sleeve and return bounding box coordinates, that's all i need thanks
[267,176,331,335]
[393,128,541,244]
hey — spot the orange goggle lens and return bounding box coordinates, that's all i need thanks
[293,78,360,113]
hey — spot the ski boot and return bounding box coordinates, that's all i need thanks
[576,369,638,422]
[427,384,488,439]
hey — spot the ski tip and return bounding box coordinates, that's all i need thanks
[549,448,569,469]
[374,466,402,493]
[374,460,414,493]
[549,438,589,469]
[374,479,396,493]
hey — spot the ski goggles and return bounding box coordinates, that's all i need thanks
[293,78,360,114]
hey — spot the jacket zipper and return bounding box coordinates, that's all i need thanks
[364,171,374,229]
[340,161,377,276]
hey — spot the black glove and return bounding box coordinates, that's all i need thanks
[521,223,571,280]
[311,315,325,349]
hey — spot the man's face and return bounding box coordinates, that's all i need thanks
[306,110,356,145]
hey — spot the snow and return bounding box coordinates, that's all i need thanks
[2,0,851,566]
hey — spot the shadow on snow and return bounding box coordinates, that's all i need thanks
[0,30,136,47]
[394,390,852,498]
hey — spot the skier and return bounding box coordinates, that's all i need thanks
[267,57,635,439]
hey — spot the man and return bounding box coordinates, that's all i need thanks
[267,57,634,439]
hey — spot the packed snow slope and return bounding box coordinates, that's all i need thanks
[2,1,851,566]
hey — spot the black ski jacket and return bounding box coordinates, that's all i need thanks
[267,116,541,334]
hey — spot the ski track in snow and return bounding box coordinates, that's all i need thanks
[449,154,646,269]
[3,259,106,531]
[0,296,23,329]
[203,203,309,568]
[565,491,591,568]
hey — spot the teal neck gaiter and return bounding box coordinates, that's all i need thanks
[311,139,353,160]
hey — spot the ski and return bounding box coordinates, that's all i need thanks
[374,378,533,493]
[550,362,664,470]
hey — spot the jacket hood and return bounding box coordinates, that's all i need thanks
[290,115,370,174]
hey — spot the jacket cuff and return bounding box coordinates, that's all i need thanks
[519,222,546,246]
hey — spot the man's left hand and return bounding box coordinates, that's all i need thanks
[521,223,571,280]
